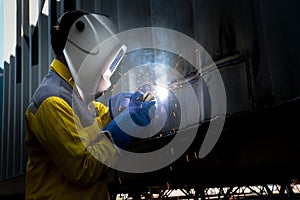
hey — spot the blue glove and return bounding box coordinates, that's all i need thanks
[108,92,133,119]
[129,91,156,126]
[102,111,135,149]
[103,91,156,149]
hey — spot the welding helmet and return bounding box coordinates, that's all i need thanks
[55,11,127,102]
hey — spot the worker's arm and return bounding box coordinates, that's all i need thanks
[33,96,117,186]
[93,101,111,129]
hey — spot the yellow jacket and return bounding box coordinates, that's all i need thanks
[25,59,116,200]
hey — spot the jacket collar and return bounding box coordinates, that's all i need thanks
[50,58,74,88]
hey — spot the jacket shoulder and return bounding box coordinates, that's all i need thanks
[32,71,73,111]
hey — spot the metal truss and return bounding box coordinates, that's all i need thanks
[115,182,300,200]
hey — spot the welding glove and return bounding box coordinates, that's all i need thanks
[129,91,156,126]
[103,91,156,149]
[108,91,155,120]
[108,92,133,119]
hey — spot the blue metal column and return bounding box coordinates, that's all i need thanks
[1,62,9,180]
[21,0,30,174]
[38,0,50,83]
[7,56,15,178]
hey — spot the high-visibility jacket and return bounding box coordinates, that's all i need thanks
[25,59,117,200]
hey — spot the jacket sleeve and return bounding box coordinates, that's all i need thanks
[32,96,117,186]
[93,101,111,129]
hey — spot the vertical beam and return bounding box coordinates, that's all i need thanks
[94,0,101,14]
[58,0,64,16]
[196,50,205,122]
[0,62,9,180]
[7,56,15,178]
[21,0,30,174]
[29,26,34,96]
[0,67,3,179]
[38,0,42,83]
[38,0,50,83]
[75,0,81,10]
[16,0,22,84]
[13,80,22,176]
[48,0,54,63]
[12,0,22,177]
[50,0,57,27]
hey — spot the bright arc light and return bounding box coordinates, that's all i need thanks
[155,86,169,101]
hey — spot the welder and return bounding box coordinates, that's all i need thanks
[24,10,155,200]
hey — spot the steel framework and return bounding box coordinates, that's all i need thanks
[114,182,300,200]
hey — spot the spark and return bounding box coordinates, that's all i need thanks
[170,147,174,155]
[194,152,198,159]
[173,112,176,118]
[155,86,169,101]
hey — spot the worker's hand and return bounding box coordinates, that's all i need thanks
[108,92,133,119]
[102,92,156,149]
[108,91,156,124]
[129,91,156,127]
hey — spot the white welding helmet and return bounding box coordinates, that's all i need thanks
[63,13,127,102]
